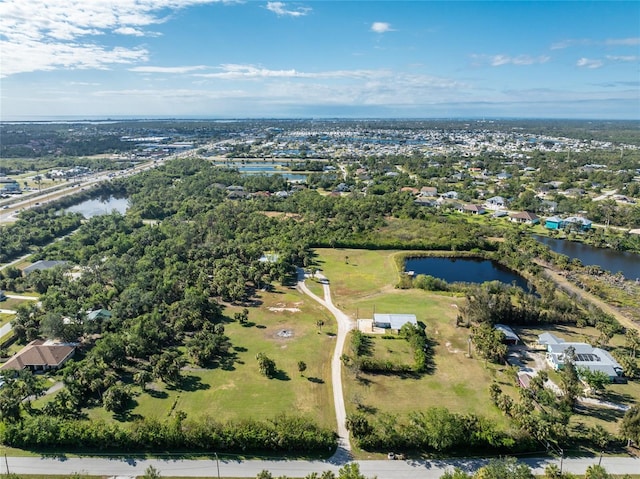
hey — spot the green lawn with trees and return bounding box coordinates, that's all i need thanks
[0,156,638,458]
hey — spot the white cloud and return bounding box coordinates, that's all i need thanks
[577,58,604,69]
[606,55,639,63]
[552,37,640,49]
[0,0,226,76]
[1,40,149,77]
[371,22,393,33]
[266,2,311,17]
[194,63,382,79]
[605,37,640,46]
[113,26,147,36]
[191,64,468,92]
[551,39,591,50]
[130,65,210,74]
[471,54,550,67]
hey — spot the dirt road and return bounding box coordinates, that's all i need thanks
[297,269,355,461]
[540,264,639,332]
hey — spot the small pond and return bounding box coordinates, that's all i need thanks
[533,235,640,280]
[64,196,129,218]
[405,256,532,291]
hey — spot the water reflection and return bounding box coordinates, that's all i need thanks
[405,256,531,291]
[534,235,640,280]
[65,196,129,218]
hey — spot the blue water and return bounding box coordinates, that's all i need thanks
[534,235,640,280]
[405,256,531,291]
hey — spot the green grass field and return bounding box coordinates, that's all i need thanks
[76,285,337,428]
[313,248,510,426]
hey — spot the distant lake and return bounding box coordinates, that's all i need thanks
[234,163,307,182]
[65,196,129,218]
[405,256,532,291]
[534,235,640,280]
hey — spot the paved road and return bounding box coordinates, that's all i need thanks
[296,269,355,460]
[4,455,640,477]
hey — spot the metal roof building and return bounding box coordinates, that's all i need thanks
[373,313,417,331]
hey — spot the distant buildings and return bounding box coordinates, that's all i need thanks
[0,177,20,195]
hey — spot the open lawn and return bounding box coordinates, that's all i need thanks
[368,336,416,366]
[79,285,337,428]
[0,312,14,327]
[314,248,510,426]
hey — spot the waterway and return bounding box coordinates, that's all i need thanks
[65,196,129,218]
[533,235,640,280]
[404,256,531,291]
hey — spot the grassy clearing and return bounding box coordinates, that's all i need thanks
[314,248,509,426]
[0,297,26,311]
[368,336,415,365]
[0,313,14,328]
[80,285,337,428]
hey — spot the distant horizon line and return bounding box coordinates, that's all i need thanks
[2,115,639,123]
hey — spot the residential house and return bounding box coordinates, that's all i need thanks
[564,216,593,231]
[544,216,564,230]
[373,313,417,332]
[510,211,539,225]
[23,260,69,275]
[420,186,438,197]
[414,197,437,208]
[441,191,459,200]
[1,339,76,372]
[485,196,507,211]
[86,309,112,322]
[538,333,624,381]
[459,204,486,215]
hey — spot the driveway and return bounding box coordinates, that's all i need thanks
[297,268,355,460]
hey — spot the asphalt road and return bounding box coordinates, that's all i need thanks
[4,455,640,477]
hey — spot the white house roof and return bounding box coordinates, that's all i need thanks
[538,332,563,345]
[495,324,520,342]
[565,216,593,226]
[543,334,623,378]
[373,313,417,330]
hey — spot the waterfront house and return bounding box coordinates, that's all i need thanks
[510,211,540,225]
[544,216,564,230]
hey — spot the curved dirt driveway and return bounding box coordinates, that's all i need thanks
[297,269,355,461]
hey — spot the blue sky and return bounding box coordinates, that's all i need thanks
[0,0,638,120]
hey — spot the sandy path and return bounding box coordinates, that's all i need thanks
[539,262,639,332]
[296,269,354,462]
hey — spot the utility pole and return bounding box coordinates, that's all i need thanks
[215,452,220,479]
